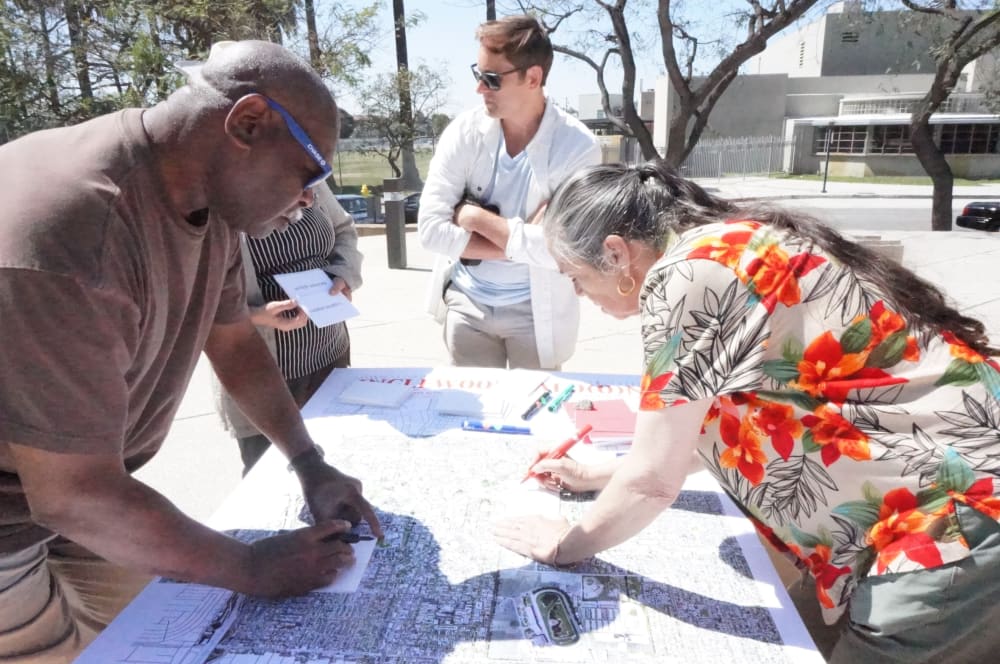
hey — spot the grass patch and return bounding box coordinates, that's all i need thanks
[772,173,1000,186]
[330,151,432,192]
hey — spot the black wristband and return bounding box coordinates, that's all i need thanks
[287,444,325,473]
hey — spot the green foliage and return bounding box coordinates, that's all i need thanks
[0,0,381,143]
[352,63,450,177]
[331,149,431,190]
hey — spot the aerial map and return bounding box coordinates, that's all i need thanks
[78,368,820,664]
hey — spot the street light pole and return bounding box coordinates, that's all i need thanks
[821,122,833,194]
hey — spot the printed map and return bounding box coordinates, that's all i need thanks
[79,369,820,664]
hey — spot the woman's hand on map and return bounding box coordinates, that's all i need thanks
[531,456,618,494]
[493,515,571,567]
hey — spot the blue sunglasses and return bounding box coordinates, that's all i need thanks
[263,96,333,189]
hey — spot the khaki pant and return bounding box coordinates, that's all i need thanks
[444,285,545,370]
[0,538,149,663]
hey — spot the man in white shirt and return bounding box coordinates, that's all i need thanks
[418,15,601,370]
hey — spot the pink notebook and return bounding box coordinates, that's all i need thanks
[566,399,635,442]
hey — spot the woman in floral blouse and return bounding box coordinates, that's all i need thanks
[494,161,1000,663]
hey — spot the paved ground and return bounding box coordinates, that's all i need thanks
[136,176,1000,523]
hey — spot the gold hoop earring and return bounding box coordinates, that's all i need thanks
[617,274,637,296]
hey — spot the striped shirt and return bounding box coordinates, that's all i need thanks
[245,207,350,380]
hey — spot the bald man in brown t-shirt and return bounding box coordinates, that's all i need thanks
[0,40,381,661]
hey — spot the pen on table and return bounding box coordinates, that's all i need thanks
[520,390,552,421]
[321,533,375,544]
[546,385,577,412]
[521,424,594,483]
[462,420,532,435]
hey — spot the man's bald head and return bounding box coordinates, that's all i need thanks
[155,40,339,237]
[177,40,338,136]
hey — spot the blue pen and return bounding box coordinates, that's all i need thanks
[462,420,532,435]
[547,385,577,412]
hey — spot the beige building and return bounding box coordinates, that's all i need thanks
[653,1,1000,177]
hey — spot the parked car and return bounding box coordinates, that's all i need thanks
[956,201,1000,232]
[335,194,369,223]
[404,192,421,224]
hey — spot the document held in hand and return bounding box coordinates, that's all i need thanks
[273,268,359,328]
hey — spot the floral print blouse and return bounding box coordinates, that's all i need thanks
[639,220,1000,623]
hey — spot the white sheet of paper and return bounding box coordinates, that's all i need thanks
[338,379,412,408]
[315,539,377,593]
[273,269,359,328]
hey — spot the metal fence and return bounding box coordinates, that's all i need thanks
[616,135,796,177]
[681,135,796,178]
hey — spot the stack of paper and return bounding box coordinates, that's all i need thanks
[427,368,550,420]
[338,379,412,408]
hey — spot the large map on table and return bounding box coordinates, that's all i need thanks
[78,368,819,664]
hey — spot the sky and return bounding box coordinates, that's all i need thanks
[333,0,669,117]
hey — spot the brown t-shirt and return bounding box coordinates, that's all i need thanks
[0,110,247,552]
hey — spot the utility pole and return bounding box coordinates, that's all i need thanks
[392,0,422,190]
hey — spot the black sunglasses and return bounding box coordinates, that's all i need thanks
[470,63,524,91]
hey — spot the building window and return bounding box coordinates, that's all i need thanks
[841,31,859,43]
[841,98,917,115]
[815,126,867,154]
[798,42,805,68]
[870,125,913,154]
[596,110,605,119]
[938,123,1000,154]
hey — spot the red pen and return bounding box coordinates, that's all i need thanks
[521,424,594,483]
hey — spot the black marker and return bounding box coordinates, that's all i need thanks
[322,533,375,544]
[521,390,552,421]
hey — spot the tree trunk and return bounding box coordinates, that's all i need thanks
[392,0,422,190]
[63,0,93,101]
[37,8,60,114]
[147,14,167,100]
[304,0,321,69]
[606,1,657,160]
[486,0,496,21]
[910,121,954,231]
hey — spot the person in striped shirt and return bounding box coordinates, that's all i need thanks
[216,182,363,473]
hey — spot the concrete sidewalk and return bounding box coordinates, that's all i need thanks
[693,175,1000,200]
[136,177,1000,522]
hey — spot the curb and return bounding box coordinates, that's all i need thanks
[726,193,996,201]
[356,224,419,237]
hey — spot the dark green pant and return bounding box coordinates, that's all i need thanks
[790,503,1000,663]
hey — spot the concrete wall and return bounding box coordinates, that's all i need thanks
[793,153,1000,179]
[749,16,824,77]
[596,134,623,163]
[578,93,623,121]
[653,78,671,154]
[639,90,656,122]
[819,13,938,77]
[784,74,935,96]
[701,75,788,139]
[749,9,946,79]
[655,75,788,152]
[965,52,1000,93]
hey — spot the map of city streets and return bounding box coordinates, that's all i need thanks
[78,369,820,664]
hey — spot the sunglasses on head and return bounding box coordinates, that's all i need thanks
[470,63,525,91]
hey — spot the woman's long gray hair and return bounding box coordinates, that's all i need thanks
[544,160,997,356]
